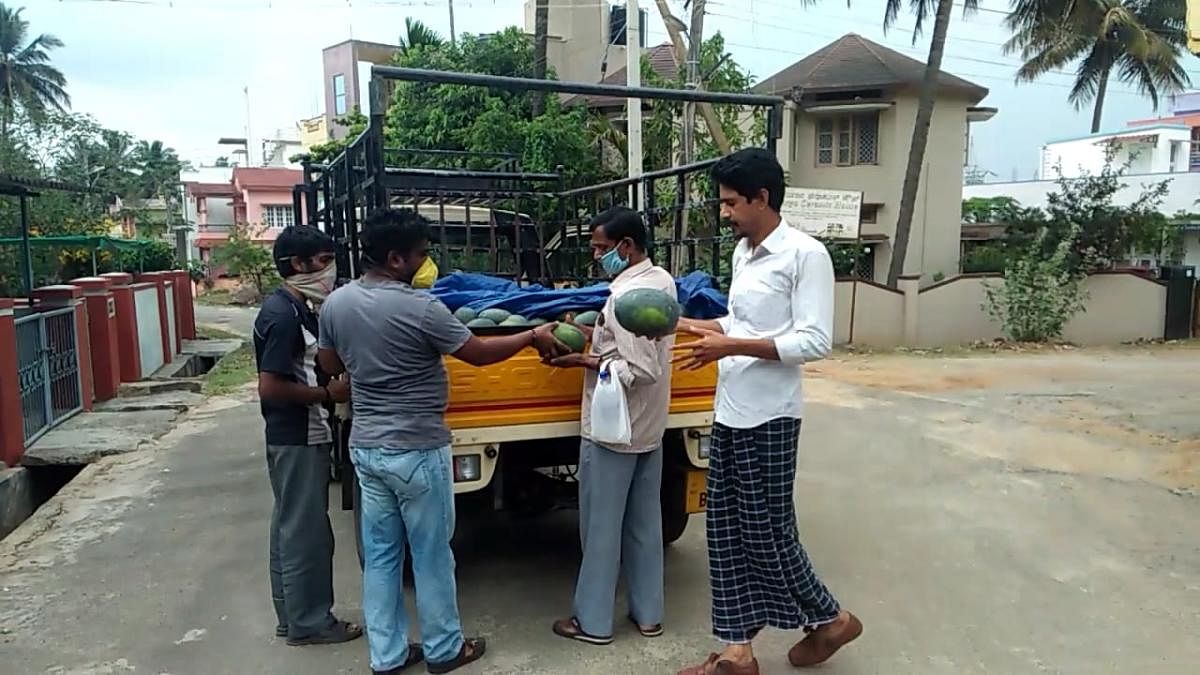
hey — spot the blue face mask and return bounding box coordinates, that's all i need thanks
[599,245,629,277]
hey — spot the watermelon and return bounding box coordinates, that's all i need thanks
[499,314,528,327]
[613,288,681,339]
[478,308,511,324]
[466,318,498,329]
[528,318,548,326]
[573,310,600,326]
[553,323,588,354]
[454,306,477,323]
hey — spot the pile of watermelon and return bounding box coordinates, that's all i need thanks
[451,287,681,352]
[452,306,594,353]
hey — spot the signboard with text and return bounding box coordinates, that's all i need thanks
[780,187,863,240]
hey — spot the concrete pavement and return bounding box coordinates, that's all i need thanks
[1,311,1198,673]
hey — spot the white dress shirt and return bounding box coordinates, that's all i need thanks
[715,218,835,429]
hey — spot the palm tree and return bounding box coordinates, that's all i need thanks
[1006,0,1189,133]
[0,3,69,137]
[398,17,444,56]
[882,0,978,287]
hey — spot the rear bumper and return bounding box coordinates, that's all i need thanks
[448,412,712,494]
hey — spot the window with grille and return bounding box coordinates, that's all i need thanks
[815,113,880,167]
[262,205,294,229]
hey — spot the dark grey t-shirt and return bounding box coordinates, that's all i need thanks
[317,278,471,450]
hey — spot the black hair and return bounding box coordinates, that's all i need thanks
[710,147,786,212]
[589,205,648,251]
[359,208,431,269]
[272,225,336,278]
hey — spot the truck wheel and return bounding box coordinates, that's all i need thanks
[660,460,691,546]
[661,501,690,545]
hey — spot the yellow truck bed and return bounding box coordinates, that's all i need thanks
[444,333,716,429]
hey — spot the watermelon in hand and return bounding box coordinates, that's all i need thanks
[613,288,682,339]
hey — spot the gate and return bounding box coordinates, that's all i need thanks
[14,307,84,444]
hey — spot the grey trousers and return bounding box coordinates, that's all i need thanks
[266,443,336,638]
[573,438,665,638]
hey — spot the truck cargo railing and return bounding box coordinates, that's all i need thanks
[295,66,785,289]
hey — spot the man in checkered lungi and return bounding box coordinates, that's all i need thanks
[675,148,862,675]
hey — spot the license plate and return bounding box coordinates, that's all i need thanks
[685,470,707,513]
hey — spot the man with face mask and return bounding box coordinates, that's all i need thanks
[674,149,861,675]
[252,225,361,648]
[316,208,566,675]
[548,206,676,647]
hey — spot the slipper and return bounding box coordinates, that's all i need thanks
[286,620,363,646]
[551,617,614,646]
[427,637,487,674]
[627,614,664,638]
[371,644,424,675]
[275,625,287,638]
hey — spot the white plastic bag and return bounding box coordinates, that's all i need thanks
[590,360,632,446]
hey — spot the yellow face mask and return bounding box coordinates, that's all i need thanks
[412,256,439,289]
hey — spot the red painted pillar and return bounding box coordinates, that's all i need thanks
[32,285,94,413]
[70,277,121,403]
[171,270,197,340]
[138,272,173,366]
[0,298,24,467]
[100,272,142,383]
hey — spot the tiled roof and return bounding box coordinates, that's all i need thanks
[752,33,987,102]
[565,43,680,109]
[231,167,303,190]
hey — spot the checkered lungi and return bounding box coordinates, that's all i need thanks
[706,417,841,643]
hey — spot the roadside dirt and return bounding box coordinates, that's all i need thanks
[808,347,1200,492]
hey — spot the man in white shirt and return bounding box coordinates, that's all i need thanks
[675,148,861,675]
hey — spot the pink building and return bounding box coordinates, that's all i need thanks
[184,167,305,274]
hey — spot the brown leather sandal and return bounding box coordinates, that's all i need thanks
[787,611,863,667]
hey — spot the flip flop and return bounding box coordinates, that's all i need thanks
[551,617,614,646]
[426,637,487,674]
[627,614,664,638]
[286,619,363,646]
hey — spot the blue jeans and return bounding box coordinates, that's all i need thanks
[352,446,464,670]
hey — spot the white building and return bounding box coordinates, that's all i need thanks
[966,124,1200,270]
[1039,125,1194,179]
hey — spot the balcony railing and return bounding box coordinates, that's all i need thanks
[198,224,232,233]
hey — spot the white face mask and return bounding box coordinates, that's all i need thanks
[286,263,338,304]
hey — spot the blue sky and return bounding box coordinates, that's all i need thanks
[26,0,1200,181]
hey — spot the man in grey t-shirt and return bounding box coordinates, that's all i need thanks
[317,208,564,675]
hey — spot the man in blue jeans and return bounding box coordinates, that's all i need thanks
[317,208,566,675]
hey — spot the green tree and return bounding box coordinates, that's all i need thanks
[0,2,69,137]
[212,223,275,297]
[399,17,444,55]
[1006,157,1175,273]
[1006,0,1190,133]
[985,224,1088,343]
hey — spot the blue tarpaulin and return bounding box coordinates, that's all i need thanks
[428,271,729,320]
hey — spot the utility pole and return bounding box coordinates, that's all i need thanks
[532,0,549,116]
[651,0,730,155]
[680,0,705,168]
[673,0,707,274]
[448,0,457,46]
[626,0,643,211]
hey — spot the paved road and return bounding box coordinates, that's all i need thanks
[195,303,257,338]
[2,316,1198,674]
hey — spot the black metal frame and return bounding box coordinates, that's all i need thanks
[298,66,785,287]
[0,175,112,297]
